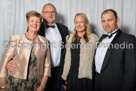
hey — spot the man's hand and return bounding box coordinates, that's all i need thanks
[6,61,17,74]
[63,81,67,91]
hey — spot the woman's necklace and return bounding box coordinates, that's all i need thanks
[25,32,37,41]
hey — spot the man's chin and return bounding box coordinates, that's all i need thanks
[104,29,113,33]
[47,20,55,23]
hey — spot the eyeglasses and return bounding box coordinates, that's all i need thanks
[42,11,56,14]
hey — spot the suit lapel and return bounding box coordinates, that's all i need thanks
[56,23,66,67]
[56,23,66,54]
[56,23,65,43]
[101,29,122,73]
[38,21,45,37]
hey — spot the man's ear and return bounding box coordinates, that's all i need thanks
[117,18,120,24]
[41,12,43,17]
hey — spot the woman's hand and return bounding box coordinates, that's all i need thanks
[63,81,67,91]
[63,85,67,91]
[0,78,6,91]
[0,88,6,91]
[37,76,48,91]
[37,86,44,91]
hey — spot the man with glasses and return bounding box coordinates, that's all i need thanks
[39,3,69,91]
[6,3,69,91]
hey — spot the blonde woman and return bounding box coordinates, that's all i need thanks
[62,13,98,91]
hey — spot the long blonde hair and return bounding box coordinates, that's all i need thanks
[72,13,91,42]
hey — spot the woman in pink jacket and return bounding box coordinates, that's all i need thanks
[0,11,51,91]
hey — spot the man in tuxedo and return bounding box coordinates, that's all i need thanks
[93,9,136,91]
[39,3,69,91]
[6,3,69,91]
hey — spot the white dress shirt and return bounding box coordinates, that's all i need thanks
[45,23,62,67]
[95,29,118,73]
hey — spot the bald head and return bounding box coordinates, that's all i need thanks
[42,3,57,13]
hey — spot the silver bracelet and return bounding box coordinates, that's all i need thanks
[40,84,46,88]
[0,86,6,89]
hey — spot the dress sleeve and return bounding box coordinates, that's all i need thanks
[43,40,51,77]
[0,36,16,78]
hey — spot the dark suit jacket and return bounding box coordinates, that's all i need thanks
[38,21,69,75]
[93,29,136,91]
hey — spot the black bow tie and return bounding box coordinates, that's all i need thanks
[46,25,55,28]
[99,30,118,42]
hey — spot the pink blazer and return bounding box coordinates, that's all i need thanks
[0,34,51,80]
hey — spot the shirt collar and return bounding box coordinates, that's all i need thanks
[105,28,118,36]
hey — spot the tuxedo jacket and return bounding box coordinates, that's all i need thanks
[0,34,51,80]
[93,29,136,91]
[38,22,69,75]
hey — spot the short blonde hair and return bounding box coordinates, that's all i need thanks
[73,13,91,42]
[26,11,42,22]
